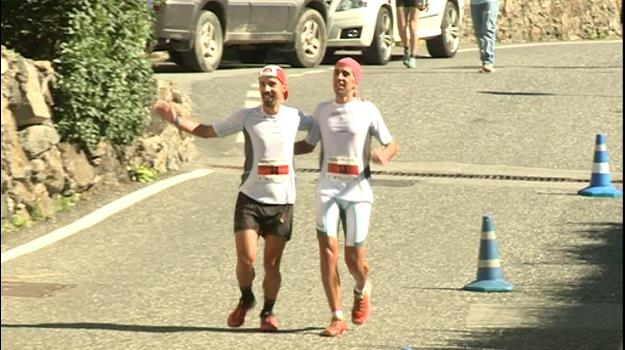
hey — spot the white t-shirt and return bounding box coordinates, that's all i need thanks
[213,105,311,204]
[305,99,394,203]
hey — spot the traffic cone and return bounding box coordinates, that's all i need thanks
[463,214,513,292]
[578,133,622,198]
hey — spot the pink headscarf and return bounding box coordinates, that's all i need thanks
[335,57,362,85]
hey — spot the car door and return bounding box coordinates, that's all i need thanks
[417,0,444,38]
[226,0,253,41]
[248,0,294,38]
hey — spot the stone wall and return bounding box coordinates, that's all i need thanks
[1,47,195,222]
[460,0,622,42]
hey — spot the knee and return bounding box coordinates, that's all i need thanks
[237,253,256,268]
[344,252,360,270]
[263,256,282,273]
[320,246,339,263]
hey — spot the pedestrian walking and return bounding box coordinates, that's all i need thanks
[470,0,512,73]
[396,0,428,68]
[294,57,399,337]
[152,65,311,332]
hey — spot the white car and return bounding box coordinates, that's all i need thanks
[325,0,464,64]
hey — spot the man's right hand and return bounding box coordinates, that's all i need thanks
[152,100,176,124]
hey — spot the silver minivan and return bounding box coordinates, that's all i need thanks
[151,0,329,72]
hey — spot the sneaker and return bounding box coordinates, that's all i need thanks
[260,314,279,332]
[402,50,410,67]
[407,57,417,69]
[227,299,256,328]
[320,318,348,337]
[352,282,371,325]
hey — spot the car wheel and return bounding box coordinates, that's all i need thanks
[362,7,393,65]
[425,0,460,58]
[288,9,327,68]
[181,10,223,72]
[237,49,268,64]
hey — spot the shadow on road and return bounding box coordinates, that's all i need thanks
[446,222,623,350]
[478,90,621,98]
[1,322,323,335]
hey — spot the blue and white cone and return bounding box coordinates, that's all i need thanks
[463,214,513,293]
[578,134,622,198]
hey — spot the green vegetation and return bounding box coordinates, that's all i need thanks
[1,215,33,233]
[127,164,159,183]
[54,194,80,213]
[0,194,81,234]
[1,0,156,151]
[1,1,161,232]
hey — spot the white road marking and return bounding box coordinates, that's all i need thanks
[1,168,213,264]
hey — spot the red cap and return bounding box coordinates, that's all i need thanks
[335,57,362,85]
[259,65,288,100]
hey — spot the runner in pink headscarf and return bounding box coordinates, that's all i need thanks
[295,57,400,337]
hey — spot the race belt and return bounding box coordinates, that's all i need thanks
[327,156,360,179]
[258,164,289,176]
[327,163,359,176]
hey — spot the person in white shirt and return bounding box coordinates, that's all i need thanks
[295,57,399,337]
[152,65,310,332]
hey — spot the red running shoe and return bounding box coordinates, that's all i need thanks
[227,300,256,328]
[260,314,279,332]
[352,282,371,325]
[319,318,347,337]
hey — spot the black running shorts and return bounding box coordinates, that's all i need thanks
[396,0,418,7]
[233,192,294,241]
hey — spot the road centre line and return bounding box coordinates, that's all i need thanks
[1,168,213,264]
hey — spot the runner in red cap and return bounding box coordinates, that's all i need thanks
[152,64,311,332]
[295,57,399,337]
[258,65,289,100]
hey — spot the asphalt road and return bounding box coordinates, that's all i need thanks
[1,41,623,350]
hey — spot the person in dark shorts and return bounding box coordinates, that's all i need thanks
[152,65,310,332]
[396,0,428,68]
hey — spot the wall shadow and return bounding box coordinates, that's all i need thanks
[447,222,623,350]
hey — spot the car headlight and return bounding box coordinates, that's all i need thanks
[335,0,368,12]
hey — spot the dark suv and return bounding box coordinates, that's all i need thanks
[151,0,329,72]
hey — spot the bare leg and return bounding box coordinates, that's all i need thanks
[235,229,259,289]
[345,246,369,290]
[318,235,342,313]
[262,234,287,300]
[396,6,409,50]
[407,8,420,56]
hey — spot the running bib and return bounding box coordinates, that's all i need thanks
[257,159,289,182]
[327,156,360,180]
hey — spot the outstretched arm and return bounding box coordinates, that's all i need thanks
[371,140,399,165]
[294,140,316,155]
[152,100,217,138]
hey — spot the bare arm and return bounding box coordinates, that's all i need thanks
[371,140,399,165]
[294,140,316,155]
[152,100,218,138]
[502,0,512,17]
